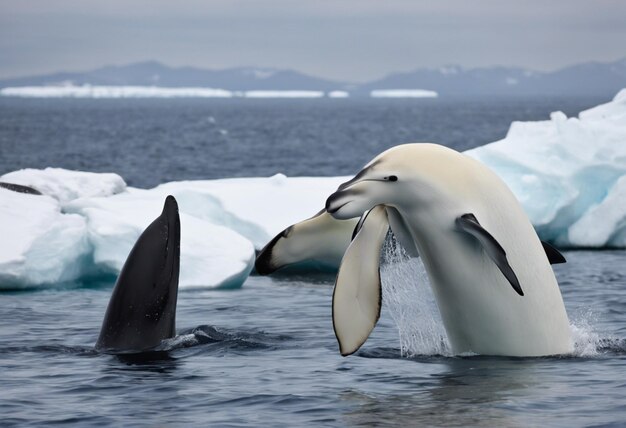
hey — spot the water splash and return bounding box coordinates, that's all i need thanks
[378,233,623,358]
[156,333,199,351]
[379,233,450,357]
[569,308,605,357]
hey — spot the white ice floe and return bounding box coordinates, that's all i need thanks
[0,86,333,99]
[1,171,256,289]
[243,90,325,98]
[370,89,438,98]
[0,189,90,288]
[466,89,626,247]
[65,190,255,290]
[155,174,346,249]
[328,91,350,98]
[1,168,126,203]
[0,85,234,98]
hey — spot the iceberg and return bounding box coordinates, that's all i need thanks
[1,86,338,99]
[466,89,626,247]
[328,91,350,98]
[0,189,90,288]
[243,91,325,98]
[0,170,255,290]
[1,168,126,203]
[65,190,255,290]
[370,89,438,98]
[0,85,234,98]
[155,174,346,249]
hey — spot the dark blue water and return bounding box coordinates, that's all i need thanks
[1,97,625,427]
[0,96,606,187]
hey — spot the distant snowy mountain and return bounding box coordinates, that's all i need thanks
[0,58,624,97]
[358,58,626,97]
[0,61,347,92]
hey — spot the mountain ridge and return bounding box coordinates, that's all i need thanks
[1,58,625,97]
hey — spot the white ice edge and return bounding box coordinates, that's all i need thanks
[1,85,443,99]
[0,86,342,99]
[370,89,438,98]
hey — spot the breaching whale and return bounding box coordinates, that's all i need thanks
[95,195,180,353]
[325,143,572,357]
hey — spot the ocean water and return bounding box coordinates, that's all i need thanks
[1,97,625,427]
[0,96,607,186]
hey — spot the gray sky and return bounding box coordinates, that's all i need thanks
[1,0,625,82]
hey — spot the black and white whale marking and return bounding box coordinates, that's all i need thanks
[96,196,180,353]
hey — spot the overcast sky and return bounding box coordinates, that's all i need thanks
[1,0,625,82]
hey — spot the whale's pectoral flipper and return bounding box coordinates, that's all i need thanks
[96,196,181,353]
[256,209,354,275]
[456,213,524,296]
[333,205,389,356]
[541,241,567,264]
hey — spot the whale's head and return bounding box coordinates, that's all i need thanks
[326,143,462,220]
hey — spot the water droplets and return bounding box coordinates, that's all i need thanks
[379,233,450,357]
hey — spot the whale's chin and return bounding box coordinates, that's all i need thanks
[328,201,363,220]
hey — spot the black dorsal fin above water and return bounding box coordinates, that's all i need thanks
[456,213,524,297]
[95,196,181,353]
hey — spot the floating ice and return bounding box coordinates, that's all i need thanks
[0,189,90,288]
[0,85,234,98]
[467,89,626,247]
[370,89,438,98]
[243,90,325,98]
[155,175,346,249]
[328,91,350,98]
[65,190,255,290]
[0,171,255,289]
[1,168,126,203]
[0,86,340,99]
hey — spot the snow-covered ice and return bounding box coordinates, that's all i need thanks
[156,174,346,248]
[1,168,126,203]
[370,89,438,98]
[0,170,256,290]
[243,90,325,98]
[0,86,332,99]
[0,85,234,98]
[467,89,626,247]
[0,189,90,288]
[328,91,350,98]
[65,190,255,290]
[0,90,624,289]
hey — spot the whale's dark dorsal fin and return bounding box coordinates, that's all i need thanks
[95,196,180,353]
[541,241,567,264]
[456,213,524,297]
